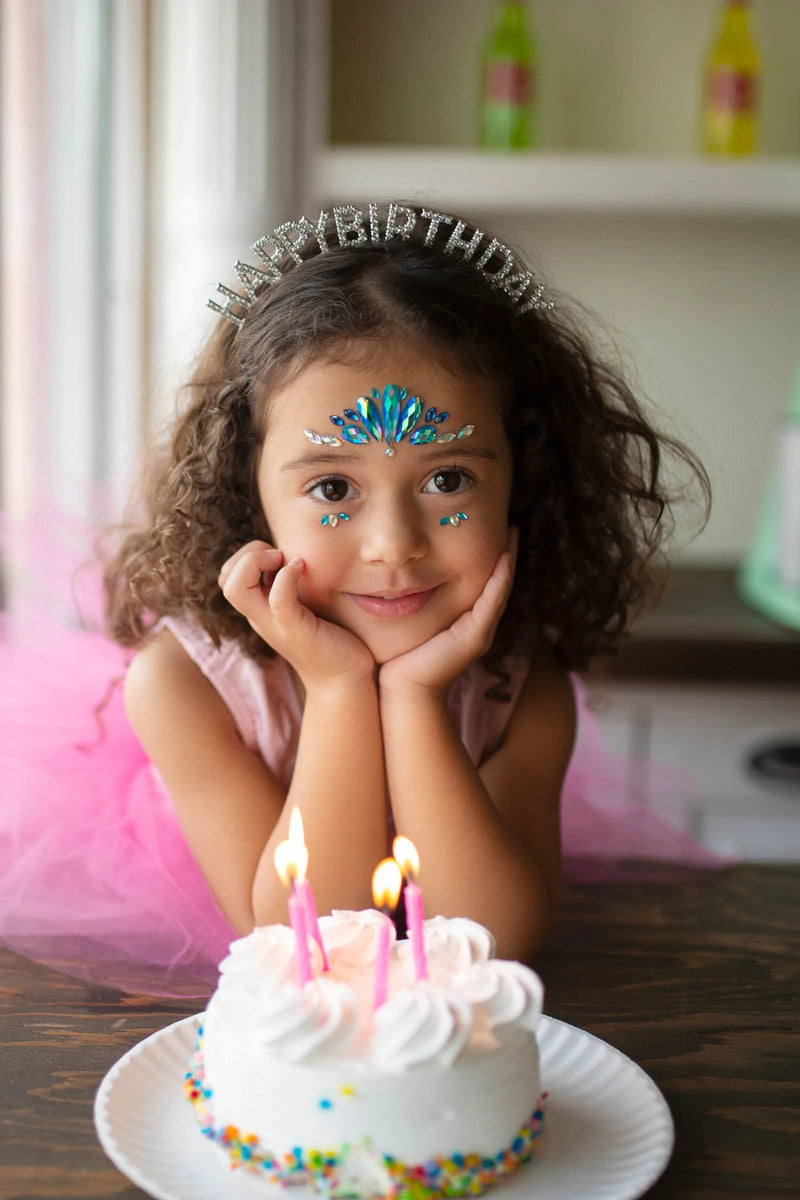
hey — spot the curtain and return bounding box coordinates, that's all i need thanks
[0,0,299,615]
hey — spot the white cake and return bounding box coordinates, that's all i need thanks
[185,911,545,1198]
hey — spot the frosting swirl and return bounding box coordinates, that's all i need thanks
[453,960,543,1035]
[218,924,323,991]
[318,909,394,969]
[396,915,495,981]
[252,976,358,1062]
[371,983,472,1071]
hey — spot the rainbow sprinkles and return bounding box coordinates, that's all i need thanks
[185,1027,545,1199]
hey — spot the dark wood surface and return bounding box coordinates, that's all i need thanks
[1,864,798,1199]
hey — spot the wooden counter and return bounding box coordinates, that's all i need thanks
[1,864,798,1199]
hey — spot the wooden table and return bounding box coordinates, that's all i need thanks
[1,864,798,1199]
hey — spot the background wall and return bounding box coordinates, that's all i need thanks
[328,0,800,566]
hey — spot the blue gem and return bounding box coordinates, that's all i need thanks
[342,425,369,444]
[381,384,402,443]
[434,411,449,423]
[409,427,436,444]
[425,407,437,422]
[358,394,383,441]
[329,415,345,426]
[343,409,360,421]
[396,391,423,441]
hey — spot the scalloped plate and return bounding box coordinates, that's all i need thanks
[94,1013,673,1200]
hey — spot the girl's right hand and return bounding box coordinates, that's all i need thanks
[218,541,375,689]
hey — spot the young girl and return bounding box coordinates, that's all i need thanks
[0,201,716,996]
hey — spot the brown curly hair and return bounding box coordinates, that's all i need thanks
[104,203,709,674]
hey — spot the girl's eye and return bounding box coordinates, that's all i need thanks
[424,469,472,495]
[309,477,354,504]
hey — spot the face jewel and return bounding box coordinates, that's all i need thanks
[440,512,468,527]
[305,387,474,456]
[321,513,350,528]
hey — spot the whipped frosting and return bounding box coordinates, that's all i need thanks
[206,911,541,1072]
[371,982,472,1070]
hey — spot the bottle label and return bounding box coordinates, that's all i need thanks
[484,61,532,106]
[708,69,757,114]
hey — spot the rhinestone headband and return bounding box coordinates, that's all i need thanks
[208,203,551,329]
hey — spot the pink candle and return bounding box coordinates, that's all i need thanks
[298,878,329,971]
[373,913,393,1011]
[288,887,313,987]
[404,879,428,982]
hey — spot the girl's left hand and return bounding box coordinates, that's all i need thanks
[379,528,518,696]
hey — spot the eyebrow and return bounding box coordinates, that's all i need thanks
[279,444,500,473]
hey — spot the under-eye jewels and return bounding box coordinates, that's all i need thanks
[440,512,468,527]
[321,513,350,528]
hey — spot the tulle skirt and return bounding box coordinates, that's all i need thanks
[0,515,729,997]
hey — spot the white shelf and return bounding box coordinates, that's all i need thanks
[315,148,800,218]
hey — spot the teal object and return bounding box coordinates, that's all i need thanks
[737,356,800,631]
[305,386,476,456]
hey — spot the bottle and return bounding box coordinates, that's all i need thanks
[701,0,761,156]
[480,2,536,150]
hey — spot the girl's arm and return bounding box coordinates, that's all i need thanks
[380,666,573,963]
[125,548,388,935]
[379,543,573,962]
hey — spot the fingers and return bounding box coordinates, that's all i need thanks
[266,556,308,626]
[217,541,282,590]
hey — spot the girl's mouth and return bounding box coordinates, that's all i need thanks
[347,587,439,619]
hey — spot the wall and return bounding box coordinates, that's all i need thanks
[328,0,800,565]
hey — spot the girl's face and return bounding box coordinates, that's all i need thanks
[256,346,513,664]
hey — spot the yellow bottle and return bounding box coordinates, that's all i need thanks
[702,0,761,156]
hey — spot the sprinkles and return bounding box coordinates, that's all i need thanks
[185,1031,545,1198]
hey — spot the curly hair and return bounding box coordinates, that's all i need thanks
[104,203,709,675]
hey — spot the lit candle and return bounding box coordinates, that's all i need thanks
[274,834,313,987]
[393,836,428,982]
[287,808,329,971]
[371,857,402,1012]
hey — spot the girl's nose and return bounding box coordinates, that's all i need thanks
[358,498,429,567]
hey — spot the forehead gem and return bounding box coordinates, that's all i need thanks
[304,387,474,456]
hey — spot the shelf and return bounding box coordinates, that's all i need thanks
[589,567,800,684]
[316,148,800,217]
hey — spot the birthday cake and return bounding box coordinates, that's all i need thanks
[185,910,545,1198]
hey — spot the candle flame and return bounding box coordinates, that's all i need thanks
[392,835,420,880]
[274,807,309,886]
[372,858,402,910]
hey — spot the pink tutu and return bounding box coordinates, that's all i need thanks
[0,511,730,997]
[0,616,236,996]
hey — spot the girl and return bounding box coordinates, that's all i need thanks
[0,202,715,996]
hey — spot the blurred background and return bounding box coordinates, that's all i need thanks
[2,0,799,858]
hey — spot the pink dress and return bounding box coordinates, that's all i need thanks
[0,600,728,997]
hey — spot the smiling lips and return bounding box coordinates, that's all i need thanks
[348,587,440,619]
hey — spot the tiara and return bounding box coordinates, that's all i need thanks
[208,202,551,329]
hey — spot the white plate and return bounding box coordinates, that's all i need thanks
[94,1013,674,1200]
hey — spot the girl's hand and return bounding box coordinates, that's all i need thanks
[218,541,375,689]
[379,529,518,696]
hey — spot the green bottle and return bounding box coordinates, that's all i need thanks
[480,1,536,149]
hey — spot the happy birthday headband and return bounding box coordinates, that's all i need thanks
[208,202,551,329]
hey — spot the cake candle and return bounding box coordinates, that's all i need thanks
[287,886,313,987]
[393,836,428,982]
[273,828,313,987]
[371,857,402,1011]
[288,808,329,971]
